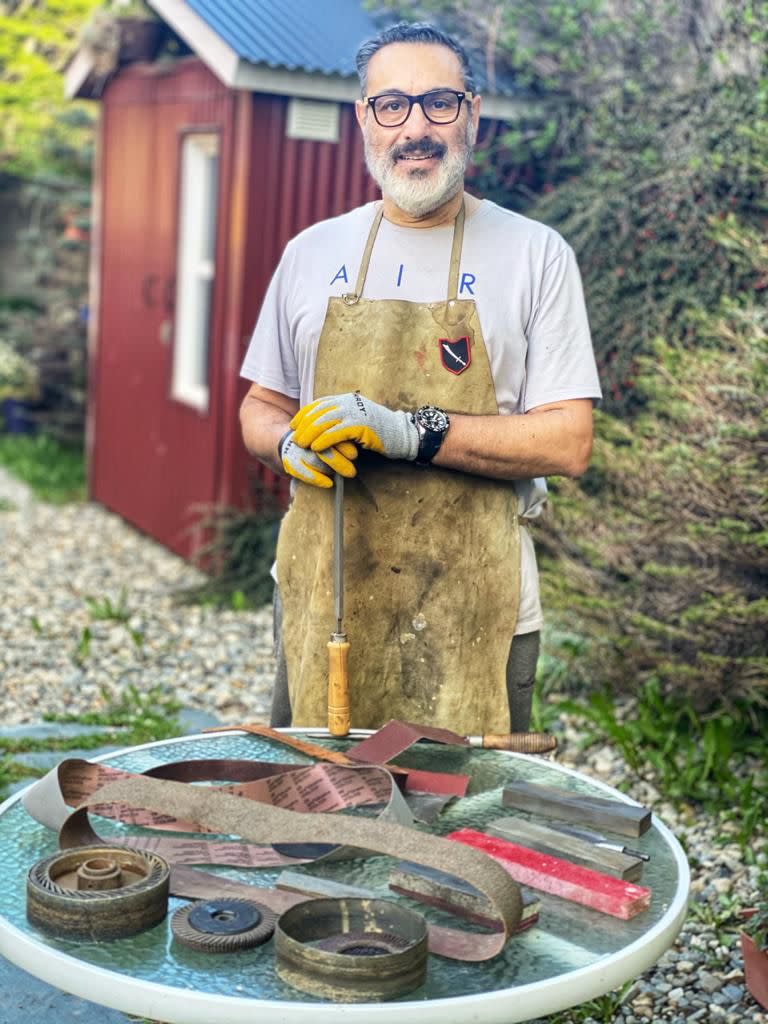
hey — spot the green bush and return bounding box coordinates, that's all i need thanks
[0,433,85,503]
[177,498,282,609]
[527,82,768,414]
[537,261,767,709]
[0,0,103,180]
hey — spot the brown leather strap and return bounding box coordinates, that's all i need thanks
[347,719,470,764]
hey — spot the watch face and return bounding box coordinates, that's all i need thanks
[418,406,449,432]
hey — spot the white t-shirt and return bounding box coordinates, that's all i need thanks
[241,199,602,635]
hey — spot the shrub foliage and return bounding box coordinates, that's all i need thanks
[527,82,767,415]
[538,244,767,708]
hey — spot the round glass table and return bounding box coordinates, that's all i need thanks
[0,730,689,1023]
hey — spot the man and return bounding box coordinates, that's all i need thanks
[240,22,601,734]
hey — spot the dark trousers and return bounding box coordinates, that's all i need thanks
[270,587,540,731]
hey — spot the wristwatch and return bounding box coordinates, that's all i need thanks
[412,405,451,465]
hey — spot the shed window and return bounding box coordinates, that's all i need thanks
[171,133,219,412]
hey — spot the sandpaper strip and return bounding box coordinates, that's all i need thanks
[62,775,522,961]
[25,758,405,826]
[206,723,470,797]
[24,758,412,867]
[346,720,469,764]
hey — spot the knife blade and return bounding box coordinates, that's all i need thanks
[550,823,650,861]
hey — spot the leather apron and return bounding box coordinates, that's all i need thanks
[275,202,520,733]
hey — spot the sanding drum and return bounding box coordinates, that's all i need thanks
[26,845,170,940]
[275,897,429,1002]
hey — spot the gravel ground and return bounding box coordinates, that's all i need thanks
[0,476,276,726]
[0,473,766,1023]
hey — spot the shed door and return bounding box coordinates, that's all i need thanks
[92,74,230,557]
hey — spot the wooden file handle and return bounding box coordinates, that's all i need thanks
[327,636,350,737]
[481,732,557,754]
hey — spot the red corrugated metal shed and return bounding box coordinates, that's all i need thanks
[86,56,376,558]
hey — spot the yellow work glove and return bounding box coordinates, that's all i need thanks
[279,430,357,488]
[291,392,418,460]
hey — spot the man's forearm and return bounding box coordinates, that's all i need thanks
[239,384,300,475]
[432,399,594,479]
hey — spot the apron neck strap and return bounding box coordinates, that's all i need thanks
[347,205,385,303]
[447,200,466,302]
[344,199,467,305]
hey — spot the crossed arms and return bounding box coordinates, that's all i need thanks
[240,383,593,481]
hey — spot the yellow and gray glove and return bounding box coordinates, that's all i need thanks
[291,392,418,460]
[279,430,357,489]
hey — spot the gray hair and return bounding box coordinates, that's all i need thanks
[355,21,477,96]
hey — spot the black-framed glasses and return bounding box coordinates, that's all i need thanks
[364,89,472,127]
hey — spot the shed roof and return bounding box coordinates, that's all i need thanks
[180,0,378,78]
[67,0,525,118]
[177,0,517,95]
[149,0,523,115]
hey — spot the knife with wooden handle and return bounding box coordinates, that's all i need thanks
[296,728,556,753]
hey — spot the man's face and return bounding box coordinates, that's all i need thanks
[356,42,481,219]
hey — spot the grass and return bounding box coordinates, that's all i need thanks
[0,753,41,794]
[0,686,182,802]
[531,981,635,1023]
[561,681,766,846]
[44,684,181,747]
[82,587,145,652]
[0,433,85,503]
[534,628,767,851]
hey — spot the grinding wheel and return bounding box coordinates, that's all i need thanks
[276,897,428,1002]
[26,846,169,940]
[171,898,276,953]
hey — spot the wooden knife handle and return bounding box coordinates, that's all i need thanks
[327,637,350,737]
[482,732,557,754]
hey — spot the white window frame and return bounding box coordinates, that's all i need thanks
[171,132,219,412]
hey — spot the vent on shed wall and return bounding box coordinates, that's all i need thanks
[286,98,340,142]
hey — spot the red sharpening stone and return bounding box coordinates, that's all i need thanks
[448,828,651,920]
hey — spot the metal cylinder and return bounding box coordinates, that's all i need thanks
[275,897,428,1002]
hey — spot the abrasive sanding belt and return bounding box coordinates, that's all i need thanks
[24,758,415,868]
[58,773,522,960]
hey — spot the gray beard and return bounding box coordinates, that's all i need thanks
[364,122,476,218]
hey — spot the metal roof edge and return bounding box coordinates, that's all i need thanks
[231,60,527,119]
[64,47,98,100]
[231,63,359,102]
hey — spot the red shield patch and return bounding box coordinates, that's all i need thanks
[439,336,471,375]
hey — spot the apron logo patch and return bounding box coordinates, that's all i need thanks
[439,337,471,375]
